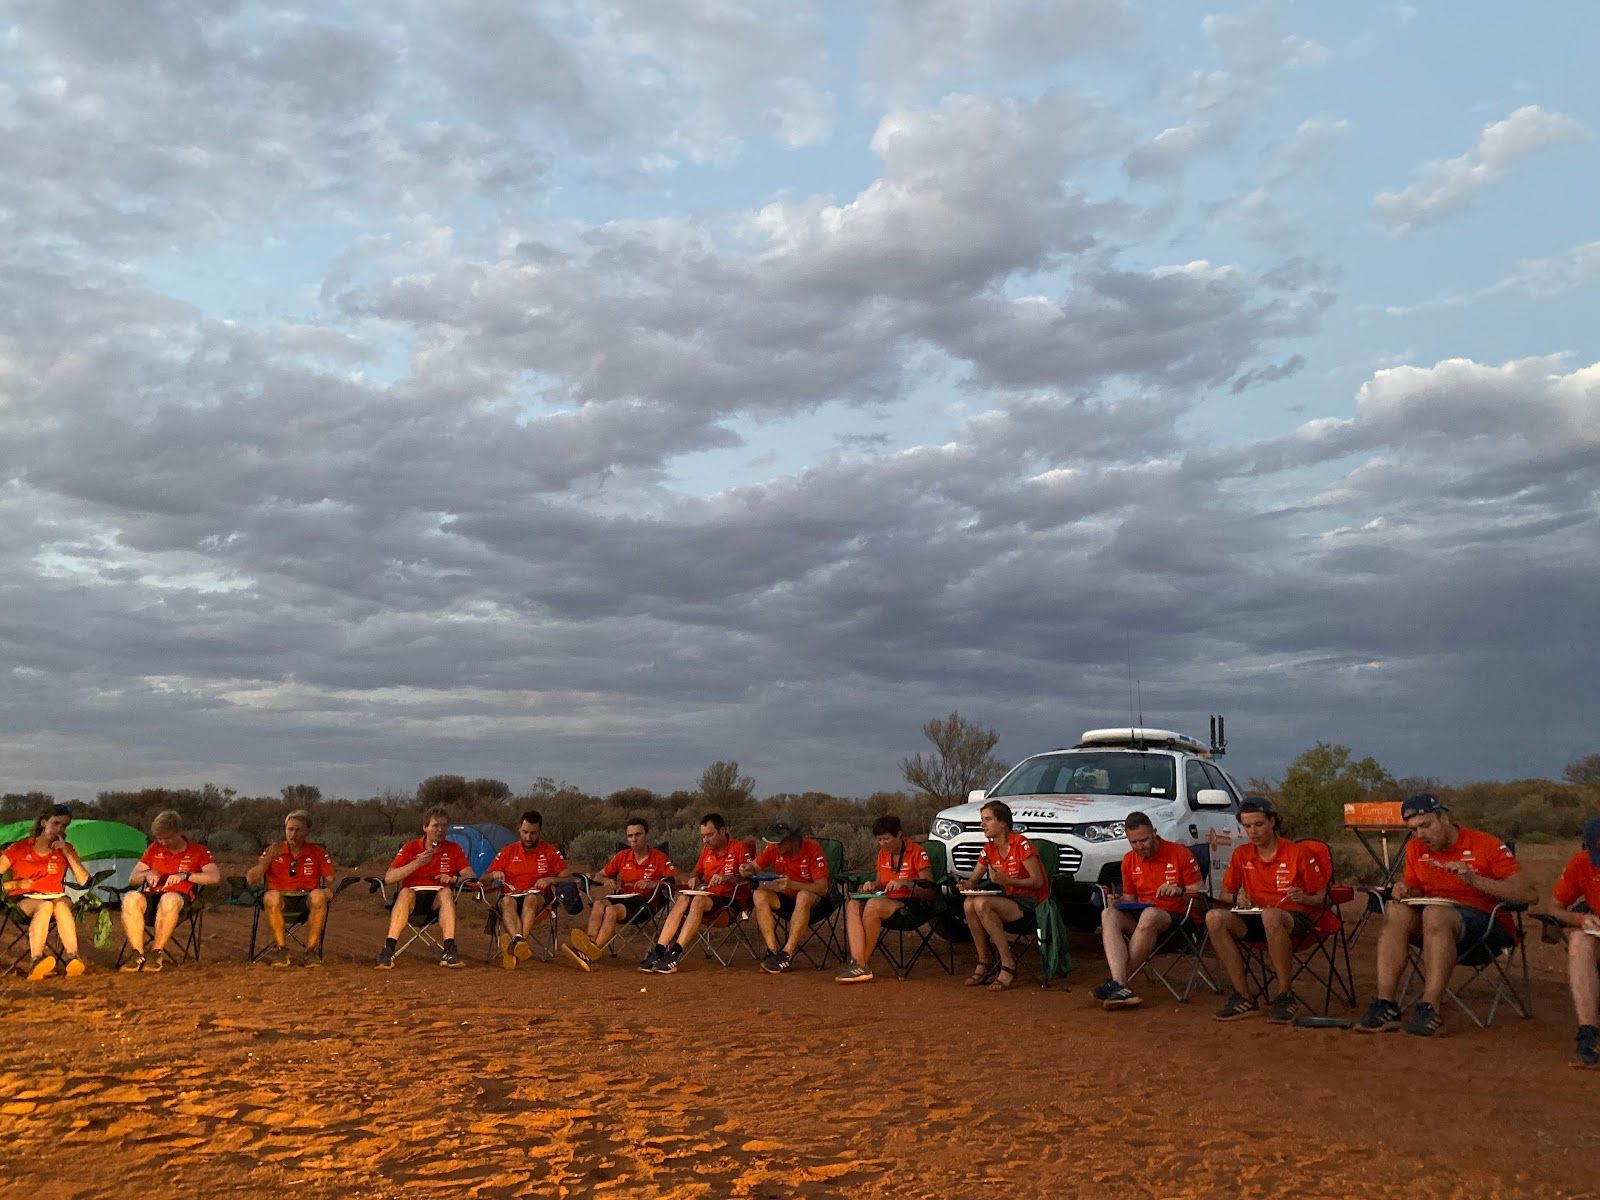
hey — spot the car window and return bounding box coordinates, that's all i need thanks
[1184,760,1211,810]
[1201,762,1238,804]
[989,751,1176,801]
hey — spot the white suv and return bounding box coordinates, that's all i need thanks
[928,727,1243,915]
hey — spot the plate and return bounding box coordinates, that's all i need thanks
[1401,897,1457,907]
[1231,907,1266,915]
[676,888,719,897]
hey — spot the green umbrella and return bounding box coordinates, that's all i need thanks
[0,818,146,859]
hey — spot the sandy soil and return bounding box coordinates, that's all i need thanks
[3,843,1597,1200]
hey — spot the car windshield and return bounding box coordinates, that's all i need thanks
[987,752,1177,801]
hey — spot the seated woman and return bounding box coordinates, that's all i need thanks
[834,814,936,984]
[959,800,1049,991]
[1,803,91,980]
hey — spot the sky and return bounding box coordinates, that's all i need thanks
[1,0,1596,803]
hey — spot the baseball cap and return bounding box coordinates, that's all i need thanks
[1400,793,1445,820]
[1238,797,1277,816]
[761,821,800,843]
[1582,816,1600,868]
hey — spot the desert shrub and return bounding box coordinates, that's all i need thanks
[566,828,619,872]
[815,821,876,875]
[206,828,256,857]
[664,825,703,873]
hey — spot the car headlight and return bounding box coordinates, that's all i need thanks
[931,818,962,840]
[1074,821,1126,844]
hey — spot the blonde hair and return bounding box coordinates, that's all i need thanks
[151,810,183,836]
[285,809,312,828]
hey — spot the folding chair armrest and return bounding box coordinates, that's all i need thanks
[1528,912,1569,945]
[225,875,265,906]
[332,875,364,899]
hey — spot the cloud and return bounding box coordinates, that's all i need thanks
[1372,105,1587,233]
[1381,239,1600,316]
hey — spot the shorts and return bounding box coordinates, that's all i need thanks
[1409,903,1513,957]
[887,898,934,926]
[999,897,1040,934]
[1237,912,1314,942]
[609,892,667,924]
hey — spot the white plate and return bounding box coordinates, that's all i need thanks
[1401,897,1457,907]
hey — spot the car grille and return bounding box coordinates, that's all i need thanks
[950,841,1083,877]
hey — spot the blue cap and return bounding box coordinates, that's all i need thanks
[1401,793,1445,820]
[1583,816,1600,868]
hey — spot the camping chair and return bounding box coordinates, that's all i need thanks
[109,883,211,968]
[475,876,592,964]
[226,875,363,962]
[1237,839,1357,1014]
[1110,843,1222,1002]
[364,877,470,963]
[601,879,677,960]
[866,840,958,979]
[2,868,115,974]
[695,880,759,967]
[771,837,848,969]
[1385,893,1533,1027]
[1002,841,1070,989]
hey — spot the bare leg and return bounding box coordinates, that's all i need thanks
[784,891,818,955]
[121,892,149,954]
[305,890,329,949]
[1125,909,1174,978]
[264,891,288,948]
[1418,905,1464,1006]
[1568,931,1600,1026]
[51,898,80,957]
[1100,908,1136,983]
[1206,908,1250,995]
[386,889,417,939]
[150,893,185,952]
[655,896,693,949]
[673,895,716,946]
[1374,903,1418,1001]
[518,894,550,938]
[860,898,897,963]
[753,888,780,952]
[436,889,457,940]
[1260,909,1297,996]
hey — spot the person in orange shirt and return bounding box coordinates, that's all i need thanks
[482,810,582,970]
[834,814,934,984]
[0,802,91,981]
[741,821,831,973]
[1093,811,1204,1010]
[244,809,336,967]
[1354,793,1536,1037]
[562,817,675,971]
[640,813,753,975]
[1549,816,1600,1067]
[959,800,1049,992]
[120,810,221,973]
[1205,797,1329,1024]
[375,807,476,969]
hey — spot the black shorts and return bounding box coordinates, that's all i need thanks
[1408,902,1514,958]
[1000,897,1040,934]
[607,892,667,924]
[1237,912,1313,942]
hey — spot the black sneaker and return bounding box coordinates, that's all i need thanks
[774,951,792,972]
[653,945,682,975]
[1403,1001,1443,1038]
[1353,998,1403,1033]
[1091,977,1121,1003]
[1573,1025,1599,1069]
[440,945,464,969]
[1103,984,1142,1010]
[120,952,146,974]
[761,951,784,974]
[143,951,164,974]
[639,945,664,972]
[1267,993,1299,1024]
[1213,991,1259,1021]
[375,945,395,970]
[834,962,873,984]
[271,946,294,969]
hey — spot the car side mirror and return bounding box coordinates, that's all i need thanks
[1193,788,1233,809]
[967,789,987,804]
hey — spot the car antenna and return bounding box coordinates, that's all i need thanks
[1136,680,1145,749]
[1209,714,1228,756]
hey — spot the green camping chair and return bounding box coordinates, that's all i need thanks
[1002,841,1071,988]
[771,837,848,969]
[3,868,116,974]
[227,874,363,962]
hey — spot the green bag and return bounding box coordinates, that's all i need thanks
[93,907,113,949]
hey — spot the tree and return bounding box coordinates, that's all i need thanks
[281,784,322,806]
[1278,742,1394,838]
[1562,754,1600,788]
[900,713,1009,808]
[697,761,757,811]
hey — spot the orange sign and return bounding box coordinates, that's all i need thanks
[1343,801,1406,829]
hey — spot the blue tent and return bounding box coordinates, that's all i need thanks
[446,823,515,876]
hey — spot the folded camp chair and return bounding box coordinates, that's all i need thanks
[867,840,957,979]
[1237,839,1357,1014]
[227,875,362,963]
[475,875,591,964]
[110,884,211,968]
[1113,843,1221,1002]
[1002,841,1071,989]
[1383,893,1533,1027]
[365,878,469,963]
[772,836,848,969]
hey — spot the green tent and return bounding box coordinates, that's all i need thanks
[0,818,146,861]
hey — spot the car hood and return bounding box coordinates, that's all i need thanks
[937,794,1179,826]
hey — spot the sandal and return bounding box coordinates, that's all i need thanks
[987,964,1017,991]
[965,961,997,987]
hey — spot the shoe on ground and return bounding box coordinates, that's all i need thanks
[120,953,146,974]
[26,954,57,982]
[1267,993,1299,1025]
[652,946,682,974]
[63,955,86,978]
[143,951,164,973]
[570,929,599,959]
[439,946,464,969]
[761,950,784,974]
[1403,1001,1443,1038]
[775,951,792,972]
[1091,977,1121,1003]
[834,962,873,984]
[561,944,593,973]
[500,937,521,971]
[1574,1024,1599,1069]
[375,945,395,970]
[1213,991,1259,1021]
[304,949,324,969]
[271,946,294,969]
[1102,984,1143,1010]
[639,946,664,972]
[1354,998,1403,1033]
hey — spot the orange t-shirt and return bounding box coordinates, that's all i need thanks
[138,839,215,899]
[1404,827,1521,933]
[755,838,829,884]
[264,842,334,892]
[875,840,931,898]
[390,838,469,890]
[1120,839,1202,914]
[979,834,1050,902]
[603,847,675,895]
[693,838,753,898]
[1552,850,1600,916]
[487,840,567,893]
[3,838,72,897]
[1223,839,1334,932]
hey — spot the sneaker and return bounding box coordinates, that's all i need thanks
[271,946,295,969]
[439,945,464,969]
[1403,1001,1443,1038]
[143,951,165,973]
[774,951,792,973]
[1103,984,1143,1011]
[1213,991,1259,1021]
[513,937,534,963]
[1354,998,1403,1034]
[761,950,784,974]
[500,937,521,971]
[561,944,593,973]
[570,929,599,958]
[120,953,146,974]
[1267,993,1299,1025]
[63,955,86,978]
[375,945,395,970]
[1574,1025,1599,1069]
[639,945,664,972]
[1091,977,1121,1003]
[834,962,874,984]
[304,949,324,969]
[26,954,57,982]
[653,945,682,974]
